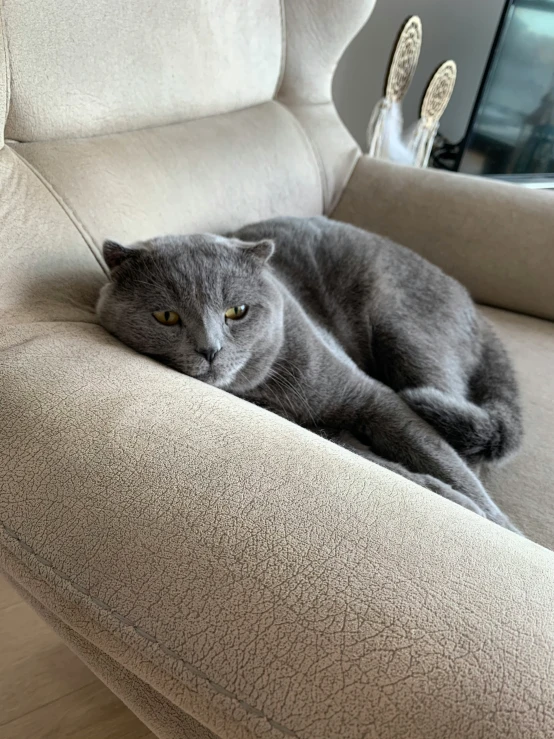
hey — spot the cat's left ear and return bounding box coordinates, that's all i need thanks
[236,239,275,264]
[103,240,139,270]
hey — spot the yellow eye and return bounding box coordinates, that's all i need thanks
[153,310,180,326]
[225,305,248,321]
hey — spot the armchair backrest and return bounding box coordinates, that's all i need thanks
[0,0,374,323]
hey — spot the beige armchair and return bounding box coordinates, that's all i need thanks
[1,1,553,738]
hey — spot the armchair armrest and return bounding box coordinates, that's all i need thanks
[332,156,554,321]
[2,322,554,739]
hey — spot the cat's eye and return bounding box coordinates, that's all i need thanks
[153,310,180,326]
[225,305,248,321]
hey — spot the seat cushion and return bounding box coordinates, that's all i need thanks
[480,307,554,550]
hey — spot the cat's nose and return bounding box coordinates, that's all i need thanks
[197,345,221,363]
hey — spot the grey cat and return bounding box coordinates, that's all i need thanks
[97,216,522,532]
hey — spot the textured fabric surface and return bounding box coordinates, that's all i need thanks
[278,0,376,105]
[12,102,323,246]
[480,307,554,551]
[0,3,7,148]
[1,322,554,739]
[332,156,554,322]
[3,0,283,141]
[0,146,105,323]
[8,579,219,739]
[276,0,374,211]
[286,102,359,213]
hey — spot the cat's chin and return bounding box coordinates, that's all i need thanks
[191,369,216,384]
[192,367,233,389]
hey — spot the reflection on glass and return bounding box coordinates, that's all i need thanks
[459,0,554,176]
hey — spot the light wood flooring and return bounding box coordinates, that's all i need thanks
[0,573,156,738]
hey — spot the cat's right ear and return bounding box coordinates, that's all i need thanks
[103,240,135,270]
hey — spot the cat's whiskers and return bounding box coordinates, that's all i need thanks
[265,361,319,429]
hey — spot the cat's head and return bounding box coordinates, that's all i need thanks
[96,233,283,390]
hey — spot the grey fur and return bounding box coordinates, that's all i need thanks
[97,217,523,532]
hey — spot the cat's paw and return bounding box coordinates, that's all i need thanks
[400,387,521,465]
[416,474,523,535]
[486,509,524,536]
[401,387,493,459]
[417,474,487,517]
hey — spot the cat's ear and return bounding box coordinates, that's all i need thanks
[103,240,137,270]
[237,239,275,264]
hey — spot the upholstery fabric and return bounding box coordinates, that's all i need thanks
[11,102,323,247]
[285,102,359,212]
[1,0,554,737]
[480,307,554,551]
[332,156,554,322]
[276,0,375,210]
[8,579,218,739]
[278,0,376,105]
[1,321,554,739]
[0,4,7,148]
[0,146,105,323]
[3,0,283,141]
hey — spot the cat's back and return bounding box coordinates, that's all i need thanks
[232,216,477,372]
[232,216,330,273]
[234,213,475,328]
[232,216,381,297]
[235,216,471,313]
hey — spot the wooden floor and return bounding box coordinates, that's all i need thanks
[0,573,156,738]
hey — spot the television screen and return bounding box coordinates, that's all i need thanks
[458,0,554,177]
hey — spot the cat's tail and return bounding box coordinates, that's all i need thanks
[401,322,523,465]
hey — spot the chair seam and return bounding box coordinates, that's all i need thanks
[327,149,362,216]
[0,0,11,149]
[9,146,108,276]
[7,99,280,146]
[275,100,326,213]
[273,0,287,99]
[0,521,298,738]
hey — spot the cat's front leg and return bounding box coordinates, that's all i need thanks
[254,348,519,533]
[332,381,520,533]
[322,429,488,518]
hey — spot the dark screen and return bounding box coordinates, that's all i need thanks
[459,0,554,176]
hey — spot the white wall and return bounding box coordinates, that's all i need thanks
[333,0,506,148]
